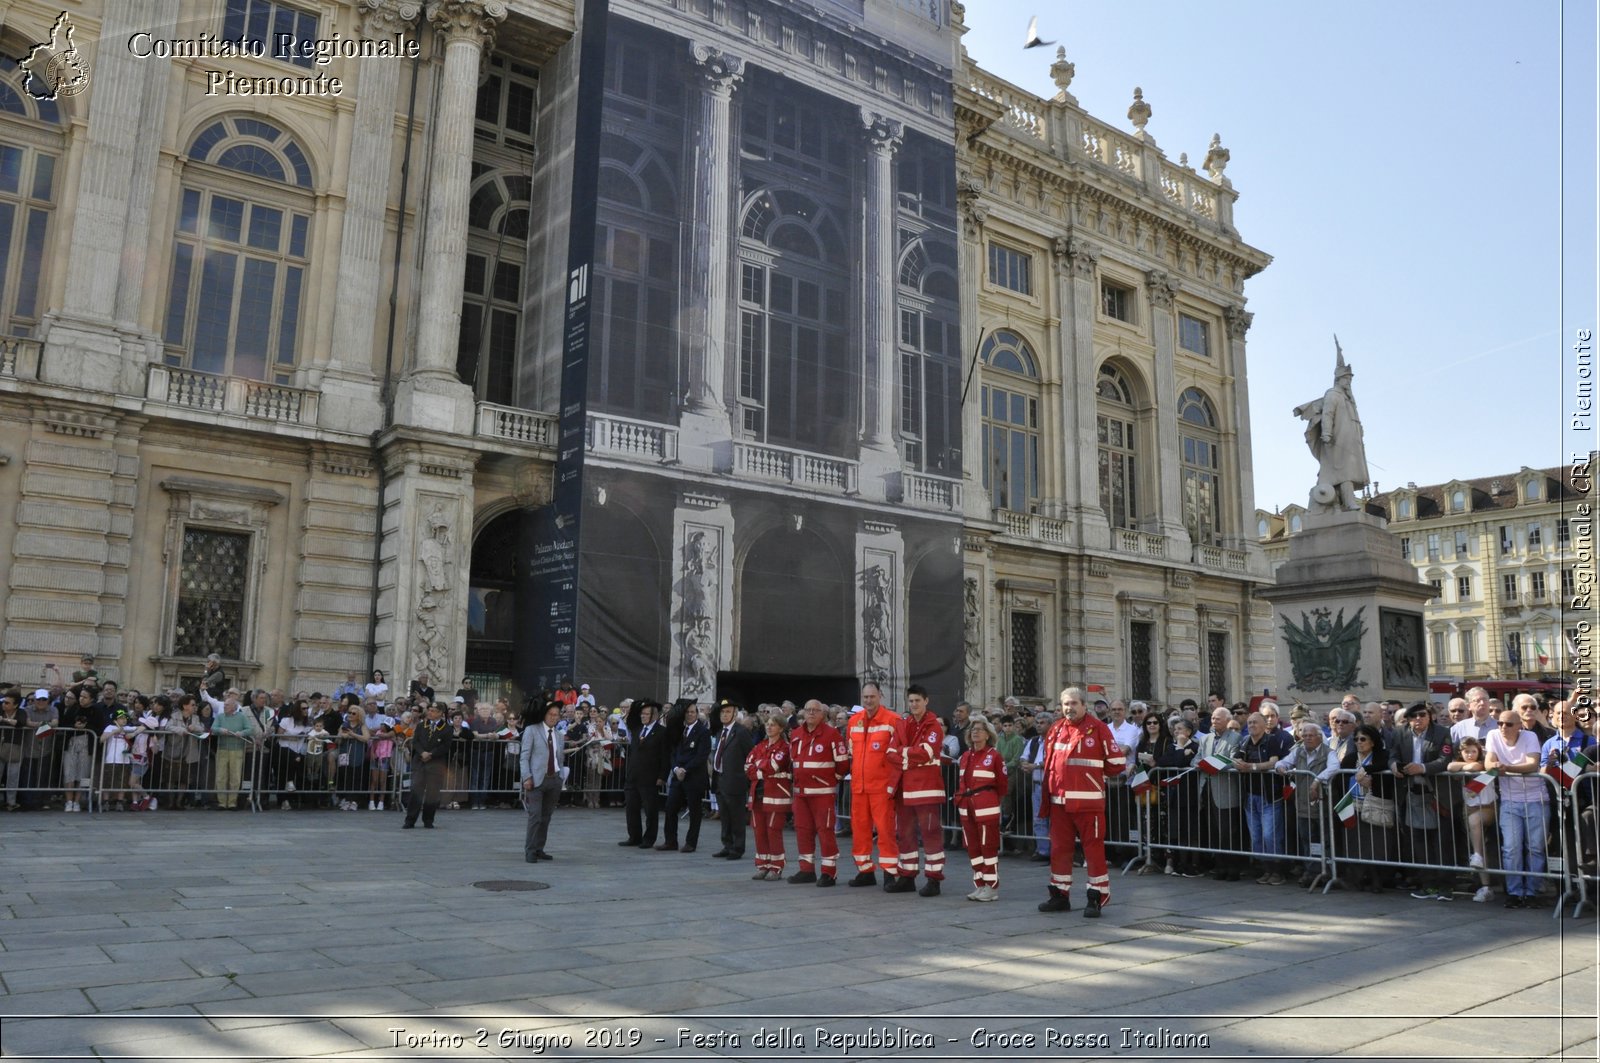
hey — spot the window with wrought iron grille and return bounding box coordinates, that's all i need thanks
[1206,631,1228,703]
[172,529,251,659]
[0,59,62,338]
[1010,612,1040,699]
[1129,621,1154,702]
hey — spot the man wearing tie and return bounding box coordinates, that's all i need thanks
[403,701,452,829]
[711,701,756,859]
[520,702,566,863]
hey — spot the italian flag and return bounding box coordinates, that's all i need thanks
[496,727,516,739]
[1160,767,1196,788]
[1333,790,1358,828]
[1282,778,1296,802]
[1198,752,1233,775]
[1464,770,1497,796]
[1128,770,1153,796]
[1555,749,1592,789]
[33,723,54,739]
[1534,639,1550,667]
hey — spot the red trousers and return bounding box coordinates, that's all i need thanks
[752,807,787,872]
[960,809,1000,889]
[1046,806,1111,904]
[792,793,840,873]
[894,802,945,880]
[851,790,900,875]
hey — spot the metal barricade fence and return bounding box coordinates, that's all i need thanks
[1569,771,1598,917]
[1322,767,1575,917]
[0,725,101,812]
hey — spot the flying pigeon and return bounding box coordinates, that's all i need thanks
[1023,16,1055,49]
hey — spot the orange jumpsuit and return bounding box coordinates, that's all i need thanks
[847,706,903,876]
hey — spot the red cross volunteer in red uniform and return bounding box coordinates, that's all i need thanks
[787,699,850,886]
[889,684,946,896]
[1038,685,1126,917]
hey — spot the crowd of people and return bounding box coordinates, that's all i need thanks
[2,656,1595,912]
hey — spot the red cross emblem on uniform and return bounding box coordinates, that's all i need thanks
[1086,736,1096,749]
[871,742,881,750]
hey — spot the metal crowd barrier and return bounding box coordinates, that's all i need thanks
[0,725,101,811]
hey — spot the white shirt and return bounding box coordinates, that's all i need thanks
[1487,729,1545,803]
[1110,720,1141,753]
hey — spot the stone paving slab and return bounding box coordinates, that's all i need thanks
[0,807,1592,1062]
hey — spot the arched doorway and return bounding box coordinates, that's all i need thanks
[737,527,850,678]
[467,511,521,700]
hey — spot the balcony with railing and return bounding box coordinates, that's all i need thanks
[147,364,319,426]
[1113,527,1168,560]
[997,509,1069,546]
[0,336,41,378]
[586,412,678,464]
[476,403,556,448]
[732,440,858,495]
[1192,543,1247,573]
[902,471,962,513]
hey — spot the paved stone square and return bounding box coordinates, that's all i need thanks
[0,808,1594,1062]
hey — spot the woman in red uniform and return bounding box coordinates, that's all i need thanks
[955,715,1007,901]
[746,714,793,880]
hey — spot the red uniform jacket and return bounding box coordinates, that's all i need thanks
[846,707,903,796]
[788,722,849,797]
[899,710,946,806]
[1042,714,1125,812]
[745,737,792,810]
[955,747,1007,816]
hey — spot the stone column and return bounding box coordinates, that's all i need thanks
[666,491,735,703]
[856,519,907,709]
[857,110,903,496]
[393,0,505,435]
[40,0,178,395]
[1223,304,1260,556]
[1055,236,1109,548]
[1146,269,1191,557]
[322,0,420,435]
[676,44,743,469]
[955,173,989,522]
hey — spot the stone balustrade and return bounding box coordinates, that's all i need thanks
[475,402,556,448]
[997,508,1069,546]
[147,364,320,426]
[902,471,962,513]
[1193,543,1247,573]
[586,412,679,463]
[732,440,858,494]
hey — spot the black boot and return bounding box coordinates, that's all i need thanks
[1084,889,1103,918]
[787,870,818,884]
[917,879,941,897]
[1037,885,1071,912]
[847,870,876,887]
[884,875,916,894]
[816,873,836,887]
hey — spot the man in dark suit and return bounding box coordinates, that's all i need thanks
[711,702,756,859]
[658,703,711,852]
[621,700,667,848]
[1390,701,1455,898]
[404,702,453,829]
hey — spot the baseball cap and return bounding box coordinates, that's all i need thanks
[580,683,590,691]
[32,688,49,700]
[451,696,465,704]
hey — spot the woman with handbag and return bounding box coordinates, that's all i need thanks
[1341,724,1397,893]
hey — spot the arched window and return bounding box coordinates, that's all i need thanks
[1097,363,1138,529]
[1396,497,1412,520]
[1257,517,1269,539]
[1179,387,1223,546]
[1526,478,1541,501]
[163,116,314,382]
[979,330,1039,512]
[1451,489,1467,512]
[897,228,960,474]
[0,57,63,337]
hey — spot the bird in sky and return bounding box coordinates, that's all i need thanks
[1023,16,1055,49]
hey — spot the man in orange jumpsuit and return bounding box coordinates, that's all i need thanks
[1038,685,1126,917]
[846,681,903,887]
[888,684,946,896]
[787,699,851,886]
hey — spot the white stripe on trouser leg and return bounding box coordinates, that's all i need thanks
[798,858,814,872]
[924,856,945,873]
[820,857,836,871]
[898,851,918,867]
[855,855,873,871]
[1088,874,1110,888]
[1051,873,1073,889]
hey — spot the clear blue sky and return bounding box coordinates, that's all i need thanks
[961,1,1596,510]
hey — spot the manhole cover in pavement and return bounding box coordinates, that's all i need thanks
[1124,920,1197,934]
[472,880,550,892]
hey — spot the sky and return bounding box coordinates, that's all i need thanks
[959,1,1596,511]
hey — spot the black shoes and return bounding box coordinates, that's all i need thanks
[618,838,642,846]
[1504,896,1526,909]
[788,870,818,884]
[1084,890,1103,918]
[402,822,415,829]
[1038,887,1071,913]
[536,851,553,861]
[711,849,732,858]
[1029,853,1051,863]
[847,871,876,887]
[816,874,836,887]
[918,880,941,897]
[884,876,917,894]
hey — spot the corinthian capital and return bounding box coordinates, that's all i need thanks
[1223,303,1254,340]
[426,0,505,48]
[860,109,904,155]
[1144,269,1179,310]
[1054,235,1100,279]
[358,0,421,36]
[689,43,745,94]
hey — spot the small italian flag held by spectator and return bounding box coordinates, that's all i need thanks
[1127,770,1153,795]
[496,727,516,739]
[1333,790,1358,828]
[1198,751,1233,775]
[1464,769,1498,796]
[1281,777,1296,801]
[1555,750,1591,788]
[33,722,54,739]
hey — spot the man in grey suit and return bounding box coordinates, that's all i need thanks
[1198,705,1244,881]
[520,702,566,863]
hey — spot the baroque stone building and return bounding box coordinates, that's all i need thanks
[0,0,1273,708]
[1260,462,1596,682]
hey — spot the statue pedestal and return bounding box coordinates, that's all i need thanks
[1256,508,1433,716]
